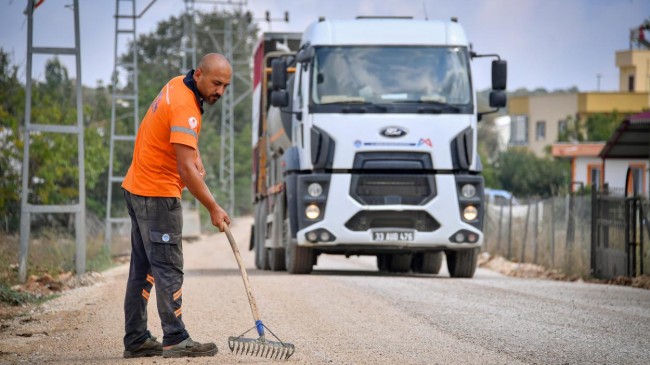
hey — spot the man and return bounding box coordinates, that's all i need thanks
[121,53,232,359]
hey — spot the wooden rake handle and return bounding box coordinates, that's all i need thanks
[223,225,265,336]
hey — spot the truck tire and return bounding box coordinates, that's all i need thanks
[254,203,269,270]
[285,239,313,274]
[268,248,286,271]
[387,254,412,273]
[412,252,443,274]
[269,217,291,271]
[445,247,479,278]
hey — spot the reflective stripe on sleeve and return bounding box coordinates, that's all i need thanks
[171,126,198,138]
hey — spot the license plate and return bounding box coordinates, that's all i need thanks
[372,231,414,242]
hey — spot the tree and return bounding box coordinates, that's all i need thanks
[495,148,569,197]
[0,49,24,232]
[585,112,621,141]
[121,9,258,216]
[0,50,110,232]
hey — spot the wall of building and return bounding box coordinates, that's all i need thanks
[604,159,649,194]
[578,92,650,115]
[574,157,603,189]
[527,94,577,156]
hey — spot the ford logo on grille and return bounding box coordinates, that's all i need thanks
[380,127,407,138]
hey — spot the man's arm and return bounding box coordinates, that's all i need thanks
[173,143,230,230]
[195,150,206,179]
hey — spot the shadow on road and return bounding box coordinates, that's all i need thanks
[185,267,450,279]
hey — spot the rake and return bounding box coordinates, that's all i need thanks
[223,225,295,360]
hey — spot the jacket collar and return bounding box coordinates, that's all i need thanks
[183,70,204,114]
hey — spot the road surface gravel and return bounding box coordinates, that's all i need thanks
[0,216,649,364]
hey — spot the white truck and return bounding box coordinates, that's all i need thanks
[250,16,507,277]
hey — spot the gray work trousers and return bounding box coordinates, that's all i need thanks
[122,189,189,350]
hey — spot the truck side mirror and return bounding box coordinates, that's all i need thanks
[489,90,506,108]
[492,60,507,91]
[271,59,287,90]
[271,90,289,107]
[296,46,315,63]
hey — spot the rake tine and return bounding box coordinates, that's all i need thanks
[255,343,262,356]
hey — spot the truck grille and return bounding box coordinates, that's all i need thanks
[353,175,433,205]
[350,152,436,205]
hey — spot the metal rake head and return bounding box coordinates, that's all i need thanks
[228,336,295,360]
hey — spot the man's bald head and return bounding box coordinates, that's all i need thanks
[194,53,232,105]
[197,53,232,74]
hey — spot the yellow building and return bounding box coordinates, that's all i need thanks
[508,49,650,156]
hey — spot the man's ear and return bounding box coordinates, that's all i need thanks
[193,68,202,81]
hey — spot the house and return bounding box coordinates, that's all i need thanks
[599,111,650,196]
[551,112,650,195]
[509,48,650,157]
[551,142,606,192]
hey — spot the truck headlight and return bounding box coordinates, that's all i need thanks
[460,184,476,199]
[463,205,478,221]
[307,183,323,197]
[305,204,320,220]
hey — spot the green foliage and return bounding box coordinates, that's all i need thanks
[0,50,111,232]
[585,111,620,141]
[123,9,258,216]
[0,50,24,232]
[496,148,569,197]
[0,283,38,306]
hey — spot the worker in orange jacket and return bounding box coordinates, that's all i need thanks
[121,53,231,358]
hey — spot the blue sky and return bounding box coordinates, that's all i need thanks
[0,0,648,92]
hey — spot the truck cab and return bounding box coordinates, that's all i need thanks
[251,17,507,277]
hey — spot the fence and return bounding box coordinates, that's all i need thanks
[483,190,650,278]
[484,194,592,277]
[592,187,649,278]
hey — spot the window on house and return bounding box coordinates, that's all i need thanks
[558,120,567,140]
[628,75,635,92]
[510,115,528,145]
[535,121,546,141]
[588,164,602,191]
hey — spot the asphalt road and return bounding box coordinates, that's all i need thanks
[1,216,649,364]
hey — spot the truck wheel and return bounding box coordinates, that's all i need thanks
[268,248,286,271]
[387,254,412,273]
[254,203,269,270]
[285,238,313,274]
[445,247,479,278]
[412,252,443,274]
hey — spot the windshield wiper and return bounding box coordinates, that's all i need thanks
[391,100,461,113]
[333,101,388,113]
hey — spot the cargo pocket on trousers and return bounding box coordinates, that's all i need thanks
[150,230,183,268]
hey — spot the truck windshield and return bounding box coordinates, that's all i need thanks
[310,46,472,111]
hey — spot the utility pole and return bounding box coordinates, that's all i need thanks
[105,0,157,249]
[596,73,602,92]
[20,0,85,281]
[198,0,250,216]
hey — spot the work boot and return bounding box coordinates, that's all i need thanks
[123,336,163,358]
[162,337,218,358]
